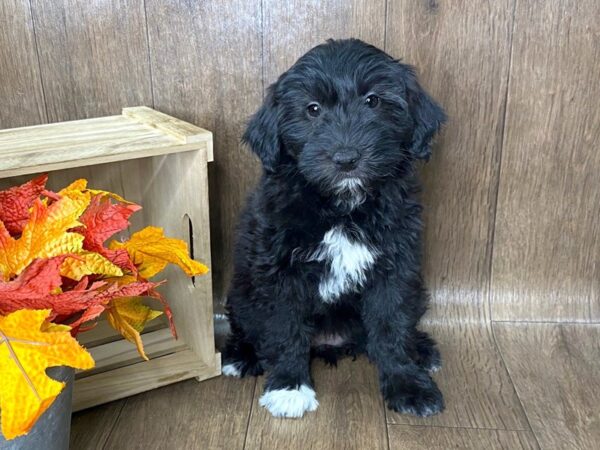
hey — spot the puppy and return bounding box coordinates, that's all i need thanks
[222,38,446,419]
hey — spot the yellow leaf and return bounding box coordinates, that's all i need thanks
[106,297,163,360]
[0,310,94,439]
[109,226,209,279]
[87,189,136,205]
[0,190,90,280]
[59,178,135,205]
[58,179,87,195]
[60,252,123,281]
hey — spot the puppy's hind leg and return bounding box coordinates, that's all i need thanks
[222,322,264,378]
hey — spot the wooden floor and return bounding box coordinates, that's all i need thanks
[70,322,600,450]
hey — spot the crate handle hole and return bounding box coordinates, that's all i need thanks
[184,213,196,287]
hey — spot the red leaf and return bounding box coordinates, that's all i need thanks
[0,174,48,235]
[0,257,65,314]
[77,195,141,253]
[102,248,138,274]
[0,257,160,333]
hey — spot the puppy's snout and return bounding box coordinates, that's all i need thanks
[332,149,360,171]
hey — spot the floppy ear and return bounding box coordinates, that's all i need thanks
[404,67,447,161]
[242,86,281,172]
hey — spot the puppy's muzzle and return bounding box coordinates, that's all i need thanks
[332,148,360,171]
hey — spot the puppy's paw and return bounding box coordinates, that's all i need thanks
[384,375,444,417]
[221,362,243,377]
[259,384,319,418]
[221,357,264,378]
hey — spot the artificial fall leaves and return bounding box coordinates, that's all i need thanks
[0,175,208,439]
[0,310,94,439]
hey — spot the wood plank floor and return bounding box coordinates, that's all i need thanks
[70,323,599,449]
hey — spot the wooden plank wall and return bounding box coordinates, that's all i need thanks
[0,0,597,323]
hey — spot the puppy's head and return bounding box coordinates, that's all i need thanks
[243,39,446,196]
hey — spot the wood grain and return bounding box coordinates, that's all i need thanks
[145,0,263,303]
[388,424,539,450]
[263,0,386,84]
[494,323,600,450]
[0,0,47,128]
[29,0,152,122]
[73,350,220,411]
[491,0,600,322]
[70,400,125,450]
[386,324,529,430]
[386,0,514,324]
[104,375,257,450]
[245,357,388,450]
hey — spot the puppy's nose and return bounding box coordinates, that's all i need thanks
[332,149,360,171]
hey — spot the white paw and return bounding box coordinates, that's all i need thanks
[221,363,242,377]
[259,384,319,418]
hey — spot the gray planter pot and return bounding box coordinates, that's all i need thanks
[0,366,74,450]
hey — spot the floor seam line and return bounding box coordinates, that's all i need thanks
[101,399,127,450]
[242,377,258,450]
[491,323,543,449]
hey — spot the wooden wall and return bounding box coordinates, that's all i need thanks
[0,0,597,323]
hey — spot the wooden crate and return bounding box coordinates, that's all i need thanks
[0,107,220,411]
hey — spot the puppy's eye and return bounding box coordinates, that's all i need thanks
[365,94,380,108]
[307,102,322,118]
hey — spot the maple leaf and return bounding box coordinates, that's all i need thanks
[0,258,159,332]
[0,309,95,439]
[0,189,90,280]
[60,252,123,281]
[0,174,48,236]
[106,297,163,360]
[110,226,209,279]
[76,195,141,253]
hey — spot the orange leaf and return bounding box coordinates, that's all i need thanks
[106,297,162,360]
[0,189,90,280]
[109,226,209,279]
[0,309,94,439]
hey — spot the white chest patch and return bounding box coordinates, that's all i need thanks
[308,226,377,302]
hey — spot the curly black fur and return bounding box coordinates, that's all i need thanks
[223,38,446,417]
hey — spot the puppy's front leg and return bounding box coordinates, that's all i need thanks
[362,273,444,417]
[257,293,318,418]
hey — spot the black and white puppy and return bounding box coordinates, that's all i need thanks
[222,39,446,419]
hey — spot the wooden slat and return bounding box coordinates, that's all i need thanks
[386,325,529,430]
[494,323,600,450]
[29,0,152,123]
[263,0,386,84]
[70,400,125,450]
[77,314,168,348]
[388,425,539,450]
[491,0,600,321]
[386,0,514,323]
[73,350,221,411]
[102,376,256,450]
[245,357,388,450]
[0,110,212,177]
[145,0,264,302]
[77,328,187,378]
[0,0,47,128]
[0,141,204,178]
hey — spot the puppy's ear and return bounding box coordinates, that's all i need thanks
[404,67,447,161]
[243,86,281,172]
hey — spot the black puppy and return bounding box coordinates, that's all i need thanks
[222,38,446,418]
